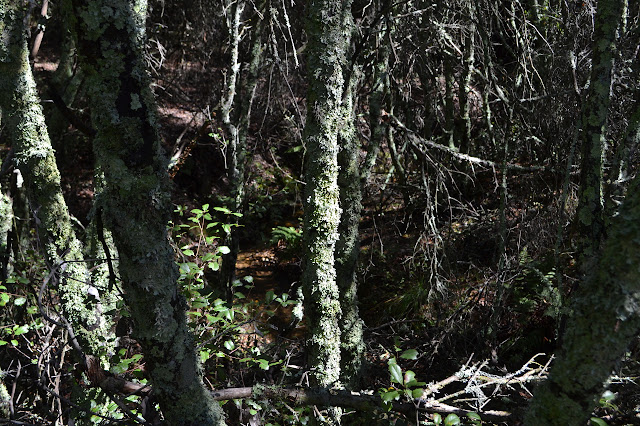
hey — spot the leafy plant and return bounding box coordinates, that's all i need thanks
[379,349,425,407]
[270,224,302,255]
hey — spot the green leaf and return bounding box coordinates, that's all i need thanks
[257,359,270,370]
[202,252,216,262]
[10,340,18,346]
[380,389,400,402]
[265,291,276,304]
[466,412,482,420]
[433,413,442,425]
[400,349,418,360]
[223,340,235,351]
[14,325,29,335]
[182,249,195,256]
[218,246,231,255]
[590,418,608,426]
[388,358,403,384]
[444,414,460,425]
[14,297,27,306]
[0,341,7,346]
[191,299,209,309]
[412,388,424,398]
[403,370,415,385]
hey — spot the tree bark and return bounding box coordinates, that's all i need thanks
[69,1,225,424]
[302,0,354,420]
[336,77,365,390]
[0,2,120,422]
[0,0,117,362]
[219,0,265,300]
[575,0,623,263]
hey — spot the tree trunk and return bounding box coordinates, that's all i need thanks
[69,1,225,424]
[0,2,119,422]
[336,77,365,390]
[219,0,264,300]
[302,0,354,420]
[524,128,640,425]
[574,0,623,263]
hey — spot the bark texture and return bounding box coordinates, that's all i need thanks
[69,1,224,424]
[0,0,116,359]
[575,0,623,261]
[336,80,365,389]
[302,0,353,417]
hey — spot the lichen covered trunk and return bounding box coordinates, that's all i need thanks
[70,1,224,424]
[0,0,116,358]
[336,82,364,390]
[302,0,353,409]
[575,0,623,262]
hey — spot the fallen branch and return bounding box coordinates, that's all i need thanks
[211,385,512,422]
[388,114,547,172]
[82,353,552,423]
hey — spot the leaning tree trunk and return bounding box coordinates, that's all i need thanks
[302,0,354,421]
[69,1,225,424]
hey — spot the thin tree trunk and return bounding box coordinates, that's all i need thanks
[336,76,365,390]
[302,0,354,421]
[360,3,391,189]
[69,1,225,424]
[458,0,475,155]
[219,0,265,300]
[574,0,623,263]
[443,56,456,150]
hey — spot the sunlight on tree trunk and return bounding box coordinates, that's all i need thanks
[302,0,354,421]
[0,2,118,422]
[69,1,225,424]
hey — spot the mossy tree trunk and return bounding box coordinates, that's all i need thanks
[336,77,365,390]
[574,0,623,263]
[302,0,354,420]
[0,1,118,422]
[0,0,117,362]
[69,1,224,424]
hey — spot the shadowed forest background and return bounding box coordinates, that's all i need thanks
[1,0,640,424]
